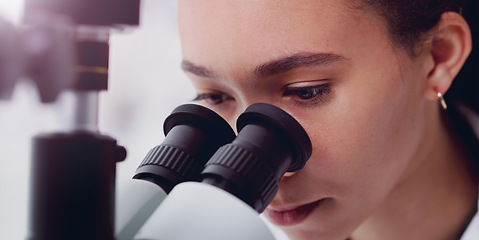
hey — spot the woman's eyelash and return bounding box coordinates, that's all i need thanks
[193,84,331,107]
[284,83,331,99]
[193,92,233,105]
[283,83,332,106]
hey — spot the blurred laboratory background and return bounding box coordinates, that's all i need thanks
[0,1,195,239]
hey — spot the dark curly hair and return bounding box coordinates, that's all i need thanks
[360,0,479,112]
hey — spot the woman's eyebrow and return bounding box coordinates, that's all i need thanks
[254,52,347,78]
[181,60,215,78]
[181,52,346,79]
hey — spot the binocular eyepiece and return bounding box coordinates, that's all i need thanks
[134,103,312,212]
[133,104,236,193]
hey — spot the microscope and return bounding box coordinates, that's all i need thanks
[131,102,312,240]
[0,1,313,239]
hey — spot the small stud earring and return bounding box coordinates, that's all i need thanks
[437,91,448,110]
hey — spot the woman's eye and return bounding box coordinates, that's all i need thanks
[194,92,233,105]
[283,83,331,104]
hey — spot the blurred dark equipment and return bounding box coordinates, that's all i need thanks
[0,0,140,239]
[1,0,141,102]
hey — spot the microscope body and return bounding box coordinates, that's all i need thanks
[135,182,276,240]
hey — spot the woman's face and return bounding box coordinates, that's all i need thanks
[178,0,431,239]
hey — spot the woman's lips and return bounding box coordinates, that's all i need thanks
[264,200,322,226]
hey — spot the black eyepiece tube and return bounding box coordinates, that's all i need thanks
[201,103,312,212]
[133,104,236,193]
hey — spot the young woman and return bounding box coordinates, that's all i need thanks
[177,0,479,239]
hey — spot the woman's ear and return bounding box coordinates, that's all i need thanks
[424,11,472,100]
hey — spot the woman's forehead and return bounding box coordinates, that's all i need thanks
[177,0,388,67]
[177,0,361,28]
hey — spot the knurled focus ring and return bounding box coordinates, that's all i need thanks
[136,145,196,180]
[202,144,278,212]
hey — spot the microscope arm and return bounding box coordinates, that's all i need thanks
[135,182,276,240]
[115,179,167,240]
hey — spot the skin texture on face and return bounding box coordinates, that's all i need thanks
[178,1,476,239]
